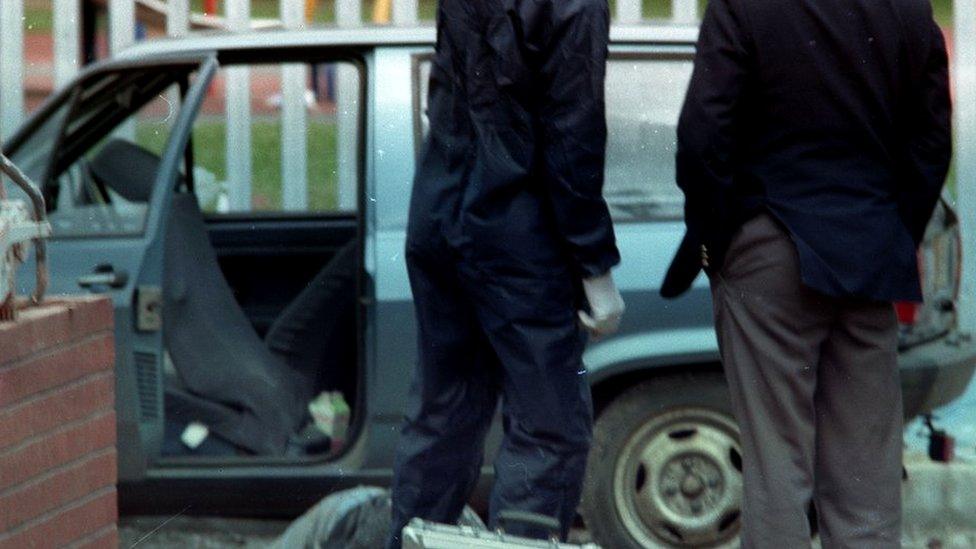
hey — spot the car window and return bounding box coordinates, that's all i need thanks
[45,85,182,239]
[6,65,198,239]
[413,54,693,222]
[5,101,71,187]
[603,57,692,221]
[191,61,362,216]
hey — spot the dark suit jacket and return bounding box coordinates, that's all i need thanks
[661,0,952,302]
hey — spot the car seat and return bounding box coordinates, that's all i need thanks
[91,140,304,455]
[264,239,359,407]
[163,192,308,455]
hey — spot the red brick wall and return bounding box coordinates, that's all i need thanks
[0,297,118,549]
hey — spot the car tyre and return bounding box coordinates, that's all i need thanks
[581,373,744,549]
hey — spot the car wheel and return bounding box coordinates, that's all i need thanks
[581,373,743,549]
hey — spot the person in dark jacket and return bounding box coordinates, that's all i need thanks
[387,0,624,547]
[662,0,951,546]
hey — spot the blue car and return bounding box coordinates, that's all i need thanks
[5,26,973,548]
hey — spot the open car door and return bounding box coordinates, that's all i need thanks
[3,54,218,482]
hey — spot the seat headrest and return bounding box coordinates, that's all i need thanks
[89,139,161,203]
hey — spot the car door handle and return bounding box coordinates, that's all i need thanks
[78,266,129,289]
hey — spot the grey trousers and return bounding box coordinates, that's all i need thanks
[710,214,903,549]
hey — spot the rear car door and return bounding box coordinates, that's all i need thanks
[3,54,218,481]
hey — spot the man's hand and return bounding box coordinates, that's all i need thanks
[579,271,625,337]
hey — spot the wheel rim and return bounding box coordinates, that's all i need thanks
[612,407,743,548]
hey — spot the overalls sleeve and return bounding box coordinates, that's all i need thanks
[534,0,620,278]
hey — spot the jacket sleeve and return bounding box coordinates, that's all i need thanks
[534,0,620,278]
[674,0,752,268]
[899,12,952,246]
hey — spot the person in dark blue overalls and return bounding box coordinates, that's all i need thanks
[387,1,624,547]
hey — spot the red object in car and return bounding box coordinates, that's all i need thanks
[204,0,219,16]
[895,301,920,325]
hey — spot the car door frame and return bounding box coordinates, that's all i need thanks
[4,53,219,482]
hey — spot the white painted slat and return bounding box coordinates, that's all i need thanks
[226,0,253,211]
[281,0,308,211]
[336,0,361,27]
[616,0,642,25]
[166,0,191,126]
[53,0,81,88]
[109,0,136,54]
[672,0,698,24]
[955,1,976,334]
[336,0,360,211]
[0,0,25,139]
[393,0,418,27]
[109,0,137,141]
[167,0,191,38]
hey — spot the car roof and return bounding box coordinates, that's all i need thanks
[118,25,699,60]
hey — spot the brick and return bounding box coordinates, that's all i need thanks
[0,335,115,408]
[0,412,116,492]
[0,373,114,452]
[0,489,117,549]
[0,449,116,531]
[70,525,118,549]
[0,297,113,366]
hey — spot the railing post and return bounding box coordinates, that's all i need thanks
[336,0,362,28]
[108,0,136,140]
[672,0,698,24]
[393,0,419,26]
[336,0,361,211]
[616,0,642,25]
[226,0,253,211]
[108,0,136,54]
[0,0,26,139]
[168,0,191,38]
[281,0,309,211]
[53,0,82,88]
[167,0,191,123]
[955,0,976,335]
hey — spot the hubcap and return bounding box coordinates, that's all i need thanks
[612,408,743,548]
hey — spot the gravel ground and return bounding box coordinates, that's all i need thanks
[119,517,288,548]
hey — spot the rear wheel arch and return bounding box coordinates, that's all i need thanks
[589,361,725,418]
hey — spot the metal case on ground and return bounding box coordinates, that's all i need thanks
[401,519,602,549]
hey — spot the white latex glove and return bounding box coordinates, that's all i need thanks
[578,271,625,337]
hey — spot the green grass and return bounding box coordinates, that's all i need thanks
[187,118,337,212]
[24,7,53,33]
[932,0,954,28]
[136,117,339,212]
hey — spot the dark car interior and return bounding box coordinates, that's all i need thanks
[86,139,361,460]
